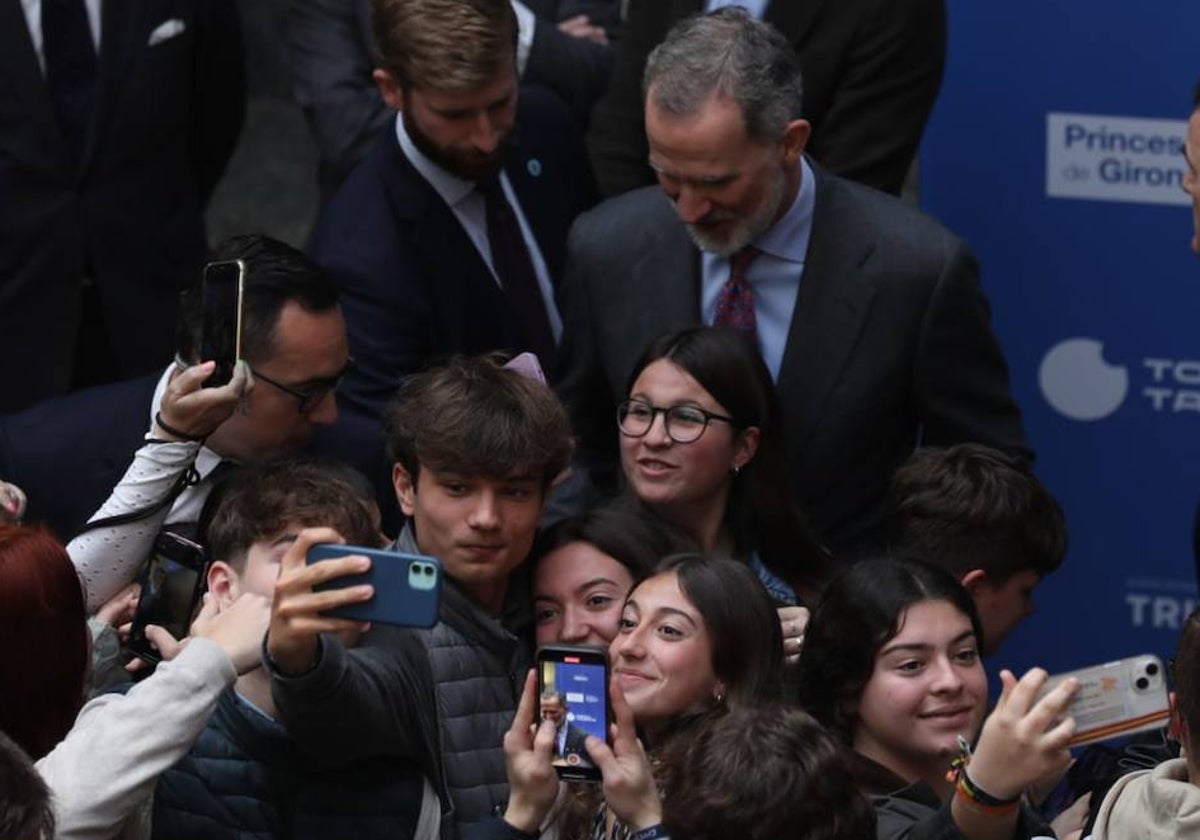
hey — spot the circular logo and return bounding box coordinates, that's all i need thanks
[1038,337,1129,421]
[527,158,542,177]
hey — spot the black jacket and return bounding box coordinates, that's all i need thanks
[152,689,425,840]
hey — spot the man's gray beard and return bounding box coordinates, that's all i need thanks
[682,170,787,257]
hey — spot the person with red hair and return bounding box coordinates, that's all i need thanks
[0,525,90,761]
[0,524,269,838]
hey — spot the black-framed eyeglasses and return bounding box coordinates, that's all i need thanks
[616,399,735,444]
[251,358,355,414]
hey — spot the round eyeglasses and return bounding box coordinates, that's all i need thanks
[616,399,735,444]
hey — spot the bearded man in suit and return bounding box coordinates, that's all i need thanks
[555,8,1030,554]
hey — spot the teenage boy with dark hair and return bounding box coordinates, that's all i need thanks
[887,442,1067,655]
[149,457,434,840]
[266,354,573,839]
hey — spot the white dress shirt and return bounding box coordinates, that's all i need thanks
[20,0,103,73]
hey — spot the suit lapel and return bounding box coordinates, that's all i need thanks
[0,0,66,159]
[776,165,877,450]
[379,134,513,320]
[80,0,141,174]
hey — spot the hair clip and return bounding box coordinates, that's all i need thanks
[502,352,546,384]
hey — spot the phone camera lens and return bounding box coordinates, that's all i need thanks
[423,566,433,575]
[1146,662,1160,676]
[1135,677,1150,690]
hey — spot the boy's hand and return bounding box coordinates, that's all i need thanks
[266,527,373,675]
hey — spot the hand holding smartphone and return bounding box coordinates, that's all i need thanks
[305,544,441,628]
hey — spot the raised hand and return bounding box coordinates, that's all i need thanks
[155,359,251,441]
[965,668,1079,801]
[778,605,809,666]
[585,677,661,831]
[501,670,560,833]
[265,527,372,675]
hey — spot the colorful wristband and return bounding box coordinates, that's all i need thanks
[955,773,1020,815]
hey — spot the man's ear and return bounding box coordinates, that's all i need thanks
[960,568,989,594]
[373,68,405,112]
[393,462,417,517]
[207,561,240,608]
[779,118,812,165]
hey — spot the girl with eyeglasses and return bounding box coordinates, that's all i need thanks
[616,326,828,608]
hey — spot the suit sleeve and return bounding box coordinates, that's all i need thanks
[549,216,622,516]
[289,0,391,192]
[190,0,246,203]
[913,240,1033,462]
[805,0,946,197]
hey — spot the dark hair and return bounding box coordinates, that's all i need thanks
[795,557,983,743]
[656,553,784,708]
[177,235,340,365]
[888,443,1067,581]
[1174,606,1200,750]
[644,7,803,143]
[661,706,876,840]
[1193,79,1200,109]
[371,0,517,92]
[0,730,54,840]
[0,525,88,760]
[205,457,381,573]
[626,327,828,598]
[533,499,696,587]
[386,353,573,486]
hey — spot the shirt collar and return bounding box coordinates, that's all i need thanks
[753,156,816,264]
[394,113,478,208]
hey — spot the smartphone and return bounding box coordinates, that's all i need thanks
[1041,654,1170,747]
[306,544,441,628]
[536,644,610,782]
[200,259,245,387]
[128,532,209,664]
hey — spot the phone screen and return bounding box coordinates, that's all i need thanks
[129,535,207,662]
[200,259,244,387]
[537,648,609,780]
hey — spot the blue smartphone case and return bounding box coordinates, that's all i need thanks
[306,544,442,628]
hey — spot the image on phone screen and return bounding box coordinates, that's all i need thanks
[539,655,608,771]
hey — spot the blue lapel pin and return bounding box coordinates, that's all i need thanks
[527,158,542,177]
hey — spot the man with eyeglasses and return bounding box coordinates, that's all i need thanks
[52,235,351,614]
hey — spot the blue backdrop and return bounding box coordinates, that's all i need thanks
[921,1,1200,679]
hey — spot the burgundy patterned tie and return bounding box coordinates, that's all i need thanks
[713,246,761,345]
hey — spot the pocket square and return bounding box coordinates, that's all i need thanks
[147,18,186,46]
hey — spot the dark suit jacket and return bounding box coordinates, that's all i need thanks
[312,85,597,420]
[290,0,614,198]
[555,166,1031,552]
[0,0,244,412]
[0,374,159,540]
[586,0,946,198]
